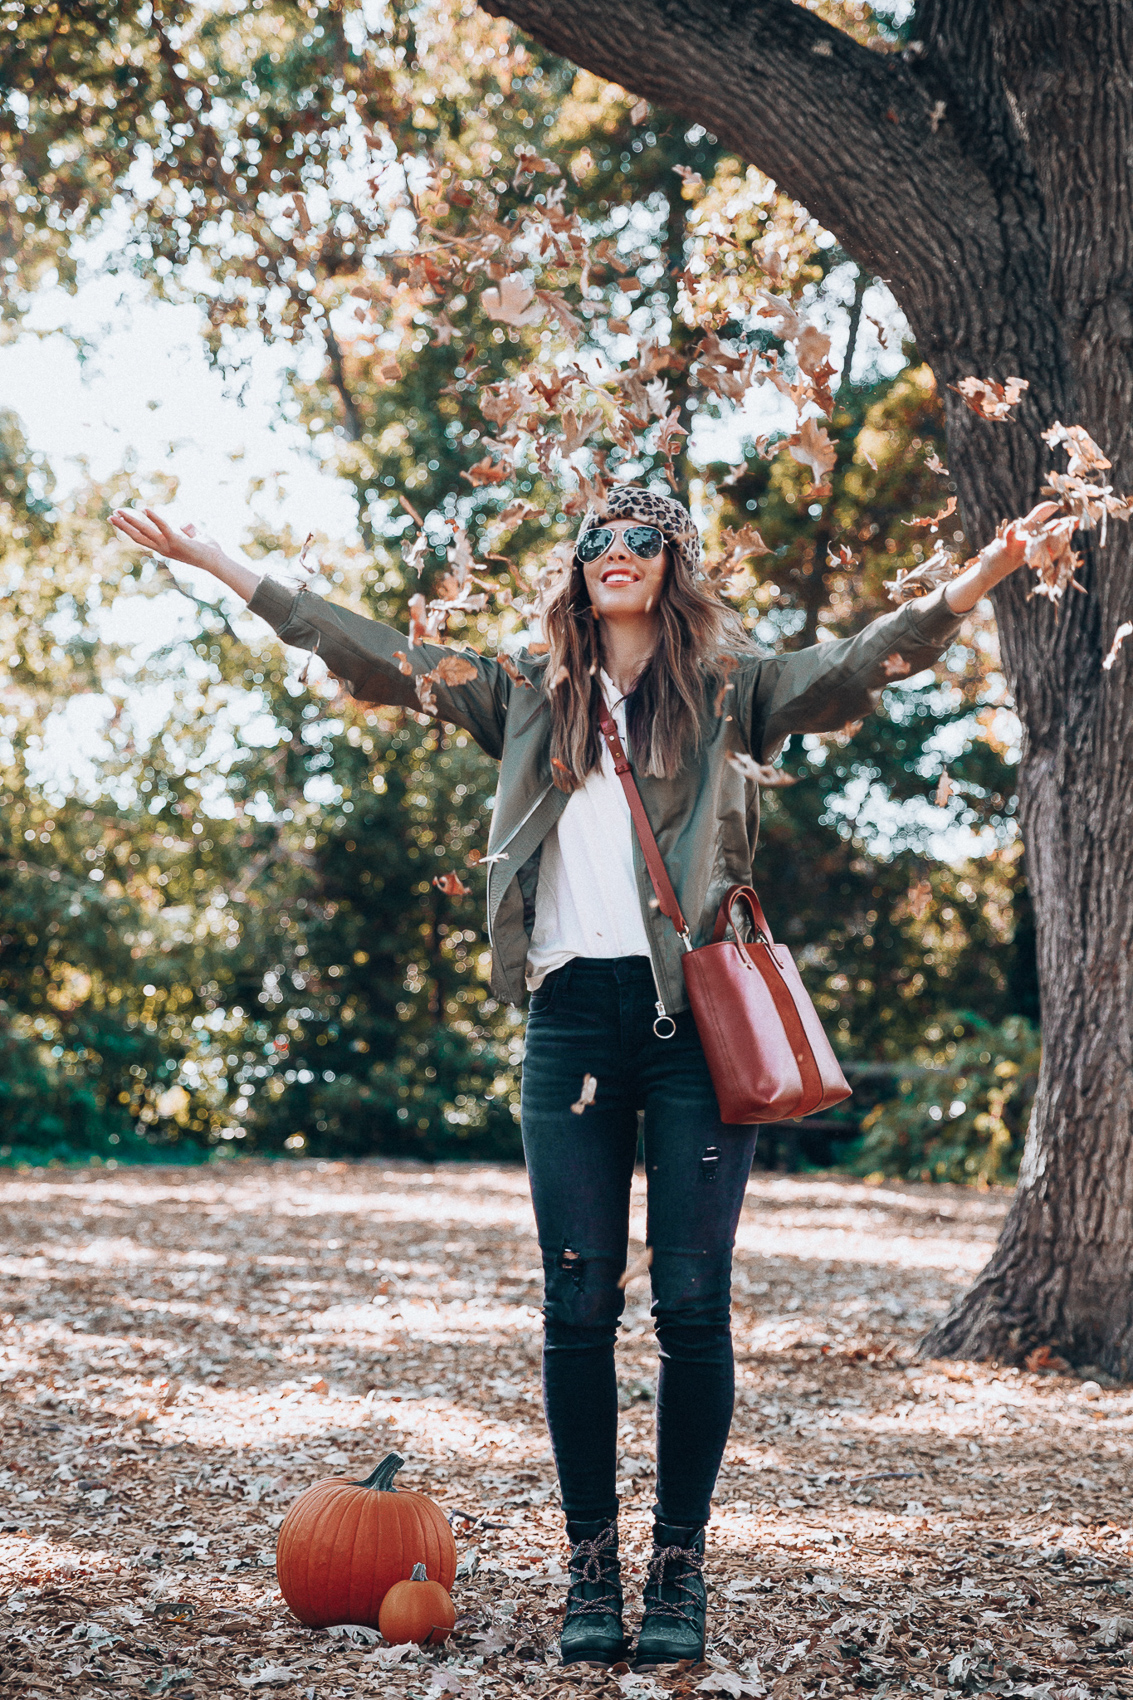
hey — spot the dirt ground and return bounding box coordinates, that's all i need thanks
[1,1161,1131,1700]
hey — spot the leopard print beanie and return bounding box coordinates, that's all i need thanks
[576,484,702,580]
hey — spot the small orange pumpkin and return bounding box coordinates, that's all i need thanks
[276,1452,456,1629]
[379,1562,456,1646]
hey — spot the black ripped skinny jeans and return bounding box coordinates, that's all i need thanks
[521,955,757,1528]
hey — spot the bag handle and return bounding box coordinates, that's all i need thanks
[712,884,775,947]
[597,704,691,947]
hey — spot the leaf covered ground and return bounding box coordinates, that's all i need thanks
[1,1161,1131,1699]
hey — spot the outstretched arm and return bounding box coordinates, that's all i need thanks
[110,506,262,602]
[111,505,515,758]
[744,502,1058,760]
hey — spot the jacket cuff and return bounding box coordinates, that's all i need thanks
[902,583,965,645]
[247,574,300,633]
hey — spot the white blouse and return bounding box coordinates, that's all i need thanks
[525,672,652,991]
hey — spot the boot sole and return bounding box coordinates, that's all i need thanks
[633,1648,705,1669]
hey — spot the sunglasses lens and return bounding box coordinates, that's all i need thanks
[576,526,614,563]
[624,525,665,559]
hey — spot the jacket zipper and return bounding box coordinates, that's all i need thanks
[485,781,553,951]
[636,851,690,1039]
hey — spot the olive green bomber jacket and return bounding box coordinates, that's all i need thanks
[247,574,963,1016]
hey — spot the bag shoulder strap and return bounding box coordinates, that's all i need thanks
[597,703,691,945]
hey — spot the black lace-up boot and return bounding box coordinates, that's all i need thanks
[560,1518,628,1667]
[634,1520,707,1668]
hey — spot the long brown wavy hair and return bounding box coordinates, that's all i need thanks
[538,542,754,790]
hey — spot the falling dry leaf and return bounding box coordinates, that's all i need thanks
[512,144,561,184]
[655,406,688,487]
[534,288,583,342]
[461,455,510,487]
[753,288,801,342]
[408,592,439,647]
[907,879,932,920]
[497,652,534,690]
[1018,512,1084,602]
[392,649,414,676]
[432,871,471,898]
[726,750,798,787]
[403,529,429,577]
[951,375,1029,420]
[885,543,962,604]
[568,146,594,183]
[570,1073,597,1114]
[926,449,949,475]
[795,322,833,378]
[935,770,953,806]
[496,498,539,528]
[287,192,312,234]
[1103,620,1133,670]
[481,276,544,327]
[713,524,772,577]
[788,417,837,488]
[558,406,604,455]
[432,653,480,686]
[880,652,912,679]
[618,1245,653,1290]
[903,496,958,530]
[1042,421,1111,477]
[629,97,648,124]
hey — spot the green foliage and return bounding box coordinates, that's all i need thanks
[852,1015,1041,1184]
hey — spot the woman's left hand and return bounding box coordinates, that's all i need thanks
[944,500,1061,613]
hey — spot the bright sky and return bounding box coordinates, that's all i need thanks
[3,271,356,558]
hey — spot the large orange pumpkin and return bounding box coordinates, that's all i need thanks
[378,1562,455,1646]
[275,1452,456,1629]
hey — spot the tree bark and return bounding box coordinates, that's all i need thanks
[483,0,1133,1375]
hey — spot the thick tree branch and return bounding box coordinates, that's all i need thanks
[483,0,998,302]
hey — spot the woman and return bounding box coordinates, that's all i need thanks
[111,485,1041,1668]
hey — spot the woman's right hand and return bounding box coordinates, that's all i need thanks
[110,506,262,603]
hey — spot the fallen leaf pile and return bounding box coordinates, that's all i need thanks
[2,1164,1132,1698]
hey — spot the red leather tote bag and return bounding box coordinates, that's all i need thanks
[598,707,852,1126]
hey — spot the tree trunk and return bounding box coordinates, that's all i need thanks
[483,0,1133,1374]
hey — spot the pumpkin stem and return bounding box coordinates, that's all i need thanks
[410,1563,428,1581]
[353,1452,405,1492]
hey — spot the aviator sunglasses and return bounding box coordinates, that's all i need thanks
[575,523,665,565]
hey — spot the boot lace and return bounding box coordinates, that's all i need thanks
[565,1523,621,1618]
[643,1542,704,1626]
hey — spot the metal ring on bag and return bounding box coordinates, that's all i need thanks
[653,1014,677,1039]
